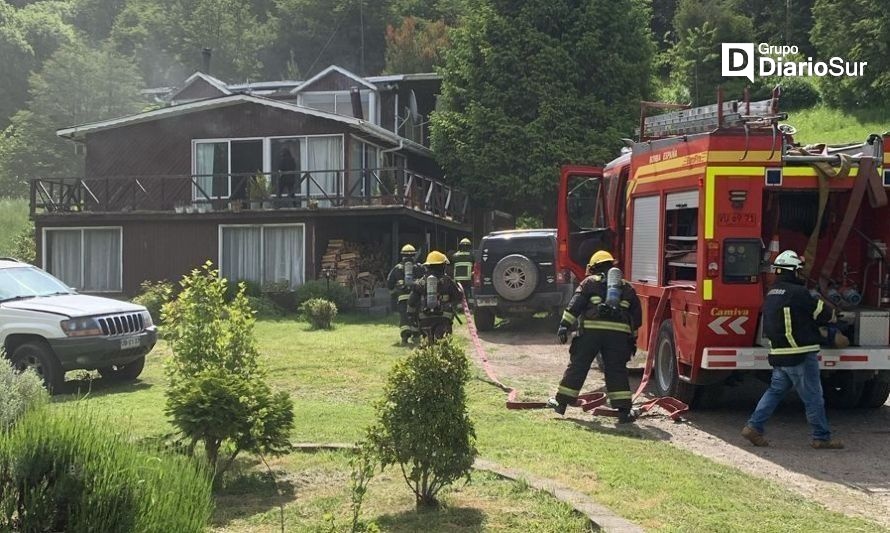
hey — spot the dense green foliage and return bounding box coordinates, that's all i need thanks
[131,280,175,323]
[300,297,338,329]
[0,406,212,531]
[295,279,356,312]
[162,263,295,478]
[432,0,654,215]
[0,357,47,431]
[367,336,476,507]
[0,198,31,260]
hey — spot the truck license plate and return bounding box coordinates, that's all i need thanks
[120,336,141,350]
[475,296,498,307]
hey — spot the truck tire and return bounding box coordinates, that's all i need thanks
[11,341,64,393]
[651,320,698,406]
[822,372,864,409]
[474,308,495,332]
[492,254,538,302]
[859,378,890,408]
[98,356,146,383]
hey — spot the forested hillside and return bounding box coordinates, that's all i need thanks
[0,0,886,218]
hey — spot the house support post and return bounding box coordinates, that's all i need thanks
[392,218,399,265]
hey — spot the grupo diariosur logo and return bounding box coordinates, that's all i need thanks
[721,43,867,83]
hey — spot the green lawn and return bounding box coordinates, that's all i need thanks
[787,106,890,145]
[54,315,883,532]
[0,197,29,256]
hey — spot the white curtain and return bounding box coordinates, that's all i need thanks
[305,136,342,203]
[222,226,262,284]
[263,226,304,288]
[195,143,217,200]
[47,230,82,288]
[83,229,121,291]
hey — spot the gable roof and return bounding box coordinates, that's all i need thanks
[56,94,432,157]
[167,72,232,102]
[290,65,378,94]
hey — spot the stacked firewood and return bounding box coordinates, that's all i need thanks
[319,240,389,297]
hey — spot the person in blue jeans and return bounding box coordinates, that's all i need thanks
[742,250,844,449]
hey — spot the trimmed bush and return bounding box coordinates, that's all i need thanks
[0,407,213,532]
[131,280,174,323]
[300,298,338,330]
[0,357,47,430]
[367,336,477,508]
[163,263,295,478]
[245,294,284,318]
[295,280,355,312]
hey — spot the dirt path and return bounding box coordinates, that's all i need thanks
[467,317,890,528]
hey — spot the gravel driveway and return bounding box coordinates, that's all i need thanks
[466,316,890,527]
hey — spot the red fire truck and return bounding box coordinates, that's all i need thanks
[557,90,890,408]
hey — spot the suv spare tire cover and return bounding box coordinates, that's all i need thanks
[492,254,538,302]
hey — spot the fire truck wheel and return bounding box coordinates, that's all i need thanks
[652,320,698,406]
[492,254,538,302]
[474,308,495,331]
[822,372,864,409]
[858,378,890,408]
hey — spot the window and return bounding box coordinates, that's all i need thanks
[349,138,382,197]
[220,224,305,288]
[567,176,606,230]
[299,91,373,122]
[44,227,122,292]
[193,139,264,201]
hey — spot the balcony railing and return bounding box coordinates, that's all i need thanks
[30,167,469,223]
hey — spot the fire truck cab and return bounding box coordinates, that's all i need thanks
[558,91,890,408]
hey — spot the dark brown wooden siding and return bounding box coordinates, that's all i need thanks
[299,71,368,92]
[173,78,228,101]
[379,90,396,133]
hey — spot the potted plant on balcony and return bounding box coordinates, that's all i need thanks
[249,174,269,210]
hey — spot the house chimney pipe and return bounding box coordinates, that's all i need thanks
[201,48,212,74]
[350,86,364,120]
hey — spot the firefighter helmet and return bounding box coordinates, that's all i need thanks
[424,250,450,265]
[588,250,615,268]
[774,250,804,271]
[459,238,472,246]
[401,244,416,255]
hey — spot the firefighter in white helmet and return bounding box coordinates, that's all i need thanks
[406,251,463,341]
[548,250,642,423]
[387,244,426,344]
[742,250,844,449]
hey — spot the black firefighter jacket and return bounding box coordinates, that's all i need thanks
[560,273,642,335]
[763,278,835,366]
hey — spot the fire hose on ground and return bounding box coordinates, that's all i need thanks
[459,290,689,421]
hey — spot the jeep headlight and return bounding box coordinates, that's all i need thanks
[61,317,103,337]
[141,310,154,328]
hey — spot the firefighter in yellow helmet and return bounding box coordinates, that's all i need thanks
[450,238,475,303]
[387,244,426,344]
[548,250,642,423]
[406,251,463,341]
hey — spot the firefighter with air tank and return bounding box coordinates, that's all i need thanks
[450,238,474,303]
[387,244,426,344]
[549,251,642,423]
[406,251,463,341]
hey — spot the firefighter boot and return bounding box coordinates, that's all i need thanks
[811,439,845,450]
[617,408,636,424]
[547,398,567,415]
[741,425,769,447]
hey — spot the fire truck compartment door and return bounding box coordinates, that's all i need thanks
[665,190,699,210]
[631,195,660,283]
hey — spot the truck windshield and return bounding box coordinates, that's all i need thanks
[0,266,74,302]
[567,176,605,230]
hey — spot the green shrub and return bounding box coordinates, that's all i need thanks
[0,407,212,532]
[132,280,174,323]
[0,357,47,430]
[7,224,35,264]
[295,280,355,312]
[245,294,284,318]
[367,336,477,508]
[300,298,338,330]
[162,262,295,478]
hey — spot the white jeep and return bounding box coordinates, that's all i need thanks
[0,259,156,392]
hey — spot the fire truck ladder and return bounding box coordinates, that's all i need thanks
[637,97,785,139]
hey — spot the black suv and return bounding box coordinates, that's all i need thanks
[471,229,574,330]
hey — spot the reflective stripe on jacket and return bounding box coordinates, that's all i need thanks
[762,278,834,360]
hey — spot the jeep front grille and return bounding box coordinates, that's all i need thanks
[98,313,145,336]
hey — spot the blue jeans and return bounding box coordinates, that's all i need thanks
[747,353,832,441]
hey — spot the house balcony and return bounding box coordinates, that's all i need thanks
[30,168,470,226]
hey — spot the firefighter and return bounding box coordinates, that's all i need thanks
[450,238,474,303]
[406,251,463,341]
[387,244,426,344]
[548,251,642,423]
[742,250,844,449]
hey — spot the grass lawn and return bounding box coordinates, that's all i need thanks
[0,197,29,256]
[54,315,883,532]
[788,105,890,145]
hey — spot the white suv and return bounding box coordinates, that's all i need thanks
[0,259,156,392]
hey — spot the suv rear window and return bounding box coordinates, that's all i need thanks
[483,236,554,255]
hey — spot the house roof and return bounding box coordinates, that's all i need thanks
[290,65,379,93]
[56,94,432,157]
[166,72,232,102]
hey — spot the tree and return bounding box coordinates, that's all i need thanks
[384,16,450,73]
[0,39,144,196]
[431,0,654,217]
[733,0,815,55]
[811,0,890,107]
[669,0,753,105]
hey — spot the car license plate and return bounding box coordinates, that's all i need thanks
[120,336,141,350]
[475,296,497,307]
